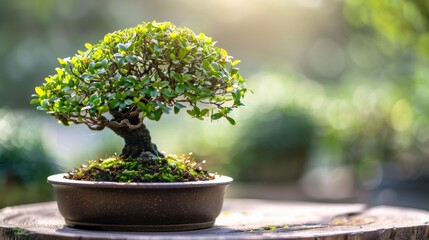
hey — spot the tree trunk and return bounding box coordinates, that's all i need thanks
[108,123,164,160]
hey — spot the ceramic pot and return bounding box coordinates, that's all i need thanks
[47,173,232,231]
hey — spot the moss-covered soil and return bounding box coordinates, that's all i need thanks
[65,153,214,182]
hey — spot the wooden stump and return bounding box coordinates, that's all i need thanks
[1,199,428,239]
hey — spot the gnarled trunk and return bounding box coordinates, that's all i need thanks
[107,112,164,160]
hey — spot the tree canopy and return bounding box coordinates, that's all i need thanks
[31,21,247,131]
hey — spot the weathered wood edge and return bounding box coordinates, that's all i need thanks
[1,200,429,240]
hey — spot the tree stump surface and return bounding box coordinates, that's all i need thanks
[1,199,428,240]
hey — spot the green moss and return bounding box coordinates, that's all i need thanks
[65,153,213,182]
[3,227,30,239]
[247,225,290,232]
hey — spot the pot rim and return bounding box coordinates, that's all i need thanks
[47,173,233,189]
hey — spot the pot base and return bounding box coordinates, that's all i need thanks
[65,220,215,232]
[48,174,232,232]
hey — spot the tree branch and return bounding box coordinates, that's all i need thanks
[108,117,143,130]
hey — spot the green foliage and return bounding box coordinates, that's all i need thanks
[0,110,60,184]
[31,21,247,129]
[0,110,61,207]
[342,0,429,172]
[66,153,213,182]
[226,107,315,182]
[4,227,30,239]
[344,0,429,60]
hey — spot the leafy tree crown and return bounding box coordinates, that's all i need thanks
[31,21,247,130]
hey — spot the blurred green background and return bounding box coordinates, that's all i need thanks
[2,0,429,209]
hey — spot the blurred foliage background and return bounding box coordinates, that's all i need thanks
[2,0,429,208]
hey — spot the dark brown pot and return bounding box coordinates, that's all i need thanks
[47,173,232,231]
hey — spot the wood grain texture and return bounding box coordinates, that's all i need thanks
[0,199,428,240]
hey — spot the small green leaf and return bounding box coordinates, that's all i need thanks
[119,102,127,108]
[97,105,109,114]
[138,102,146,111]
[175,84,186,94]
[200,108,209,116]
[231,68,239,75]
[161,105,170,114]
[153,109,163,121]
[58,58,67,67]
[113,53,123,58]
[179,48,186,59]
[89,62,95,73]
[97,68,106,75]
[147,112,156,120]
[109,100,120,109]
[141,77,151,85]
[85,43,93,49]
[231,59,241,66]
[146,103,154,112]
[161,89,176,98]
[193,106,201,115]
[226,116,236,125]
[150,89,159,98]
[128,43,135,51]
[92,98,101,106]
[94,61,103,68]
[117,43,129,51]
[232,90,242,106]
[124,76,136,84]
[203,59,210,69]
[174,103,185,114]
[153,81,169,88]
[220,107,231,115]
[30,99,39,104]
[124,99,134,105]
[171,72,182,82]
[100,59,108,68]
[118,57,125,66]
[35,87,45,96]
[125,55,136,64]
[211,113,223,120]
[211,62,220,71]
[90,93,98,102]
[186,109,195,116]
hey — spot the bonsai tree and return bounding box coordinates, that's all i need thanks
[31,21,247,182]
